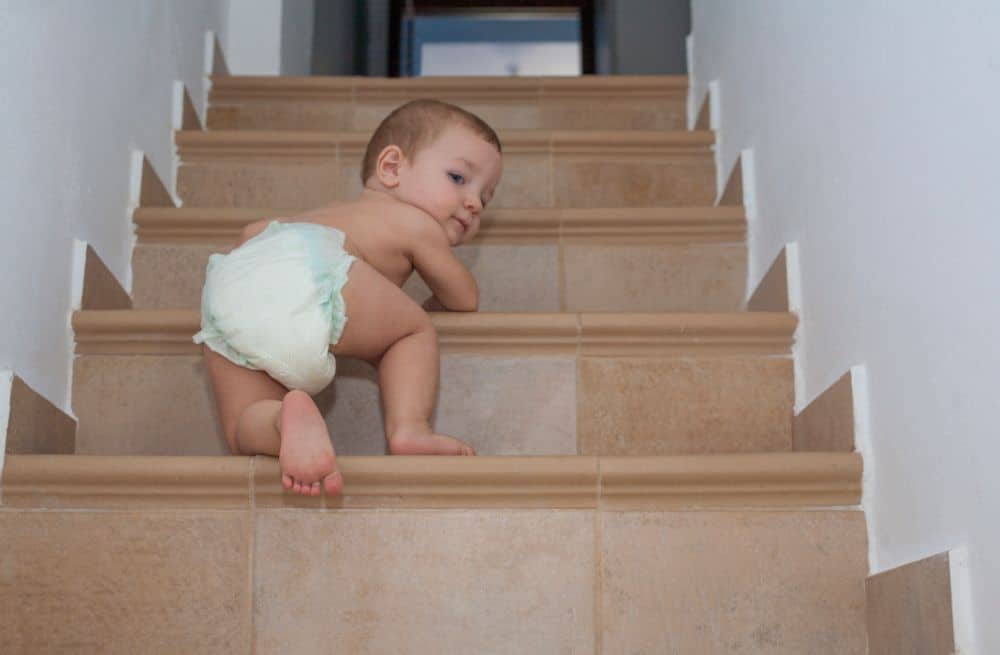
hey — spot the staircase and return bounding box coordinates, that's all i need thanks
[1,76,868,653]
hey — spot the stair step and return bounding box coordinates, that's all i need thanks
[207,74,689,132]
[70,310,795,457]
[176,129,716,209]
[131,206,747,312]
[1,453,867,654]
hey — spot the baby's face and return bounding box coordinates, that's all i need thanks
[396,126,503,246]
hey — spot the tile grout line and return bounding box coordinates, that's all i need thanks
[249,456,257,655]
[557,216,567,312]
[594,457,603,655]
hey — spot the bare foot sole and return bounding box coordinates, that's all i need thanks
[278,390,343,496]
[388,427,477,456]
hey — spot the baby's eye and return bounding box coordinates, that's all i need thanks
[448,172,465,184]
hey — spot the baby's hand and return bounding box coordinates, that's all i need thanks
[421,295,447,312]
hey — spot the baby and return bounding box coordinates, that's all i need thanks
[194,99,503,498]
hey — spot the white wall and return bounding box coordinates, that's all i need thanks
[227,0,314,75]
[0,2,228,409]
[691,0,1000,648]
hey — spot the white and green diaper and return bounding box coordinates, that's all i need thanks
[194,221,356,394]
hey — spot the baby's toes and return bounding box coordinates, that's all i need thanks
[282,473,294,489]
[310,481,321,496]
[324,471,344,497]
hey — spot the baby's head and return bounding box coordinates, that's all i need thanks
[362,99,503,245]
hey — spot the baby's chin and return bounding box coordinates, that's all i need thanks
[446,219,473,245]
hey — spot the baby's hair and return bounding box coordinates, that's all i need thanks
[361,99,502,184]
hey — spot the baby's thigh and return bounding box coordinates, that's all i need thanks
[333,260,432,362]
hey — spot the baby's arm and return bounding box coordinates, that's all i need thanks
[238,219,273,245]
[410,220,478,312]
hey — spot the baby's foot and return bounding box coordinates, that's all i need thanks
[278,390,343,496]
[387,424,477,456]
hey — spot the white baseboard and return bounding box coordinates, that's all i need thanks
[849,364,877,571]
[65,239,89,413]
[950,545,977,654]
[707,80,723,199]
[170,81,186,207]
[0,369,12,496]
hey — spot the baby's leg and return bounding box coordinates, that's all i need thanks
[203,348,343,496]
[332,260,476,455]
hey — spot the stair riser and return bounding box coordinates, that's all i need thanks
[208,99,687,132]
[131,242,746,312]
[0,508,866,654]
[176,154,716,209]
[71,354,792,456]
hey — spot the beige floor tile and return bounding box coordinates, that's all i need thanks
[554,158,716,207]
[402,244,560,311]
[435,355,577,454]
[492,154,552,208]
[540,102,686,130]
[338,161,365,201]
[177,163,339,208]
[132,244,225,309]
[563,243,746,312]
[316,356,578,456]
[135,243,560,312]
[577,357,793,454]
[0,510,251,654]
[600,511,868,654]
[352,103,543,132]
[73,355,229,455]
[254,509,594,654]
[209,103,355,130]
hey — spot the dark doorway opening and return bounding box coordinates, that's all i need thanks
[389,0,595,77]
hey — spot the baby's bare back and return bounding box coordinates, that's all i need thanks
[282,197,418,287]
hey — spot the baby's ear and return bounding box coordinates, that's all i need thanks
[376,145,405,188]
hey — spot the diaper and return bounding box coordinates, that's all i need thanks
[193,221,356,394]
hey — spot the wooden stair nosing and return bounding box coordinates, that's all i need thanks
[175,129,716,161]
[208,74,689,103]
[71,310,797,356]
[132,206,747,245]
[1,452,861,510]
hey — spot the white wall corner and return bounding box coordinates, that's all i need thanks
[739,147,758,223]
[203,30,218,113]
[848,363,877,571]
[65,239,89,413]
[0,369,12,493]
[125,149,144,285]
[783,241,807,412]
[950,545,977,654]
[170,81,187,207]
[707,79,724,199]
[685,34,696,130]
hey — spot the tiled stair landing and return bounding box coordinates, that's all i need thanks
[1,453,867,653]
